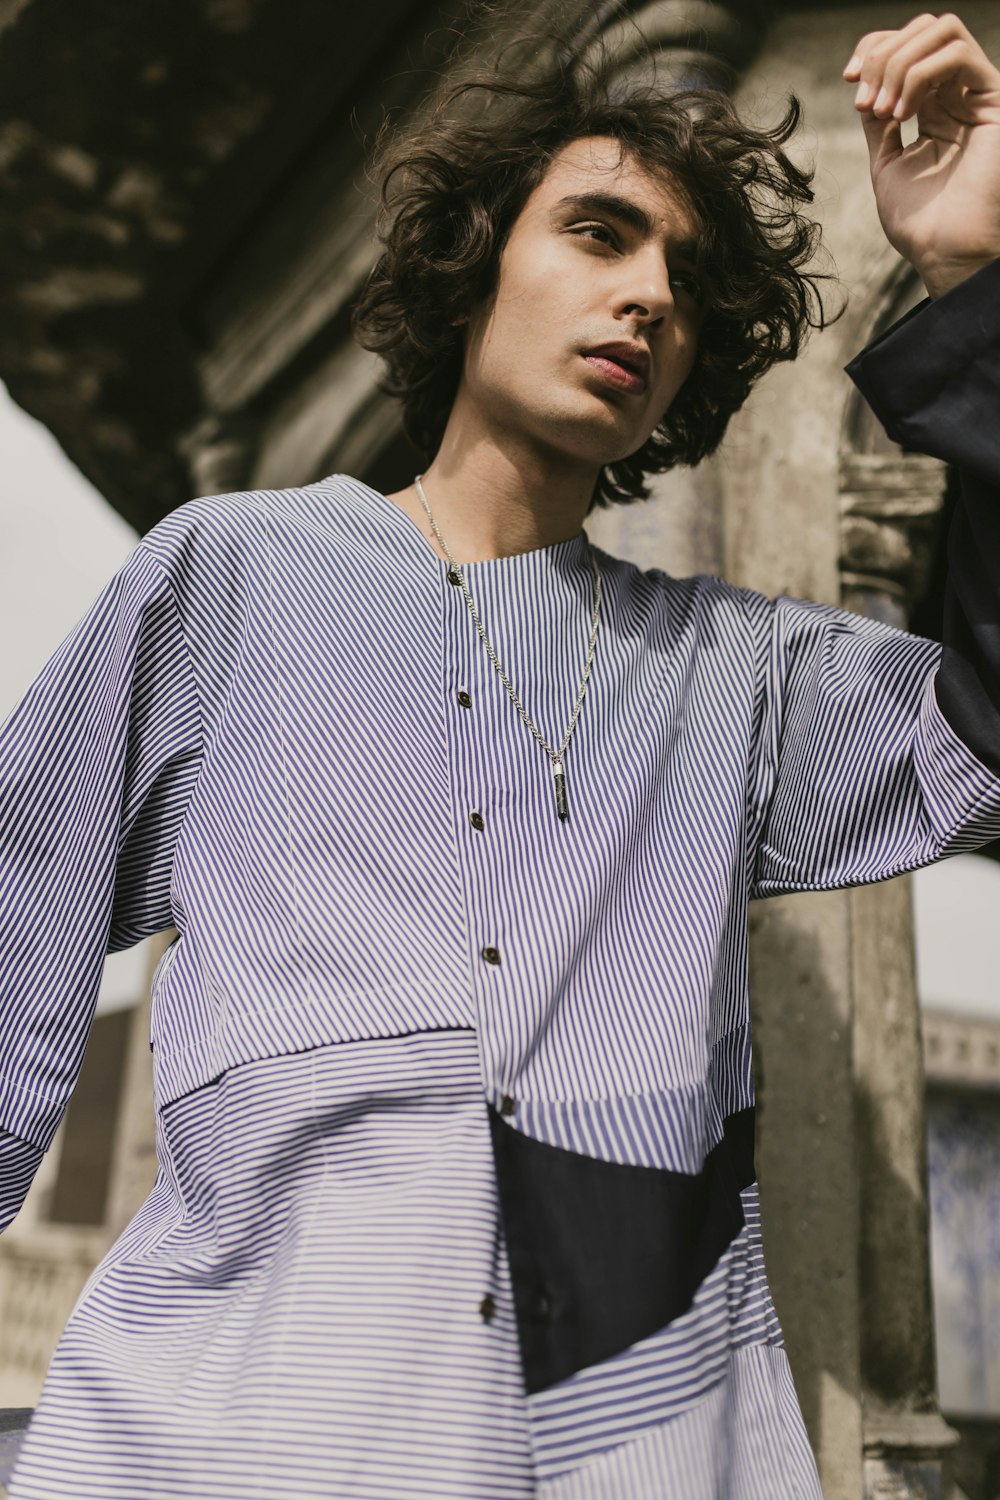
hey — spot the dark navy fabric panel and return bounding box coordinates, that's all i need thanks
[937,472,1000,778]
[489,1103,756,1393]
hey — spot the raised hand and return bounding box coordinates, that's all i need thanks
[843,13,1000,296]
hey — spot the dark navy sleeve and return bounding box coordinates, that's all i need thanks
[0,544,204,1228]
[845,255,1000,776]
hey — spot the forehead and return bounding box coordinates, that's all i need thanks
[528,135,698,234]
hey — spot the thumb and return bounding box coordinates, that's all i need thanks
[860,110,903,175]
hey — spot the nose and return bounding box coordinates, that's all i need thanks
[612,248,674,324]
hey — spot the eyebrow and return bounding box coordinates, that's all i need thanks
[551,191,701,262]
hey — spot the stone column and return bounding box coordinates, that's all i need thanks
[573,0,761,93]
[105,930,174,1239]
[840,471,959,1500]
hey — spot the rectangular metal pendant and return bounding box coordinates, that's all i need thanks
[552,758,568,821]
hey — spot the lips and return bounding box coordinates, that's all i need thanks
[582,342,650,394]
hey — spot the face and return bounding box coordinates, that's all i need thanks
[457,136,705,474]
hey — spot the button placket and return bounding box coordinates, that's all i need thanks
[445,561,513,1117]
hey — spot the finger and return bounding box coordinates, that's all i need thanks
[860,14,1000,119]
[844,29,893,80]
[880,16,998,117]
[844,14,938,89]
[860,109,903,175]
[907,81,979,143]
[853,14,942,110]
[893,39,978,121]
[894,38,1000,120]
[864,15,959,114]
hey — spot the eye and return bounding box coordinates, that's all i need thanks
[671,270,704,305]
[571,221,619,248]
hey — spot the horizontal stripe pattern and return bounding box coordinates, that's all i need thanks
[515,1081,709,1173]
[538,1344,819,1499]
[9,1033,534,1500]
[3,469,1000,1496]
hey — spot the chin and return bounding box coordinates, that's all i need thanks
[584,431,653,469]
[552,410,649,468]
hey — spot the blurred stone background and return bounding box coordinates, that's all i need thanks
[1,2,999,1497]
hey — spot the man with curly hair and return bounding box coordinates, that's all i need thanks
[3,12,1000,1500]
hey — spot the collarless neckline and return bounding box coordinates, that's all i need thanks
[337,475,590,572]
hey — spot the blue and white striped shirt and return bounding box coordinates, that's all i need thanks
[4,265,1000,1498]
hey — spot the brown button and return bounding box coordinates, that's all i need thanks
[479,1294,496,1323]
[500,1093,516,1116]
[457,690,472,709]
[482,945,501,966]
[447,569,461,586]
[470,811,485,832]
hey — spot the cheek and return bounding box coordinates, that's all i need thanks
[489,236,584,338]
[671,328,700,393]
[470,284,566,393]
[644,337,698,437]
[653,348,695,414]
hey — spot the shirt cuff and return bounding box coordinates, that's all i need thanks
[0,1128,43,1234]
[917,669,1000,849]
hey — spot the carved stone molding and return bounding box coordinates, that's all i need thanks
[863,1430,959,1500]
[576,0,762,92]
[0,0,424,531]
[839,451,947,625]
[922,1010,1000,1092]
[178,412,259,498]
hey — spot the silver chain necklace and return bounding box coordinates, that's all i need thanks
[414,473,602,823]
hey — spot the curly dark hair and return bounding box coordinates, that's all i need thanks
[352,50,834,511]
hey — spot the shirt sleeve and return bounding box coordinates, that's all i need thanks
[0,1129,42,1234]
[0,541,204,1226]
[748,258,1000,898]
[746,593,1000,897]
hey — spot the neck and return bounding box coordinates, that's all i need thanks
[386,399,598,564]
